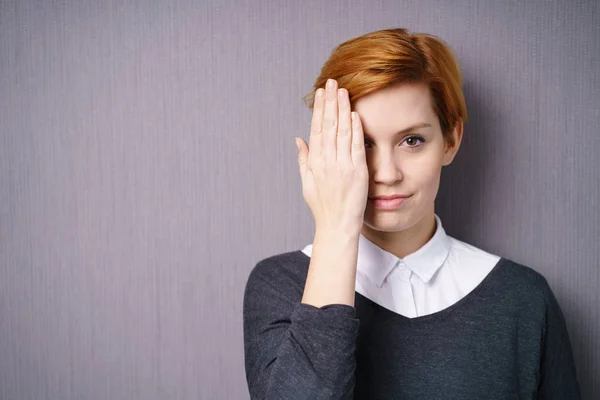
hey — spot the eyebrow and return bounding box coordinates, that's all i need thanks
[363,122,432,138]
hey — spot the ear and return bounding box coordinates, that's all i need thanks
[442,120,463,166]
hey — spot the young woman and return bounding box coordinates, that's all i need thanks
[243,28,581,399]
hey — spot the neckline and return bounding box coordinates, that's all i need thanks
[294,250,508,324]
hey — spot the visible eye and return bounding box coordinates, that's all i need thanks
[403,135,425,148]
[364,135,426,149]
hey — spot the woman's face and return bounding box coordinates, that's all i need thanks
[352,81,463,234]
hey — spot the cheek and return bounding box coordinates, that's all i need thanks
[410,169,441,196]
[403,153,443,185]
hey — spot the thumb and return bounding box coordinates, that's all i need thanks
[295,137,308,177]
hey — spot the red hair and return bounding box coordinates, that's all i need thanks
[303,28,467,146]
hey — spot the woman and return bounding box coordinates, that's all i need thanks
[243,28,580,399]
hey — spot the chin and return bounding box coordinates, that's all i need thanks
[364,207,429,234]
[362,215,415,233]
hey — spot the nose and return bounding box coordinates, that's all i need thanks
[369,150,403,185]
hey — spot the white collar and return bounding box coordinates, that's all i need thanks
[357,214,451,287]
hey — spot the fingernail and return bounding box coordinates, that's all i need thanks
[326,79,335,90]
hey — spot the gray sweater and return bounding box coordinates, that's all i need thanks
[243,250,581,399]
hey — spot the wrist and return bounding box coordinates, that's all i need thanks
[314,225,361,242]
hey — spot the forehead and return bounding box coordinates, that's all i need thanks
[352,82,437,136]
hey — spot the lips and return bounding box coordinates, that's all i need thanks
[368,195,411,200]
[368,195,411,210]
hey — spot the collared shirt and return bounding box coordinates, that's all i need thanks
[301,214,502,318]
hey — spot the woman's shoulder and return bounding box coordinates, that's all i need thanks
[481,254,564,319]
[492,257,573,341]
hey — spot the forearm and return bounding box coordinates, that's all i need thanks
[301,229,360,308]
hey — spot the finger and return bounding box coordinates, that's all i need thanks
[322,79,338,163]
[336,88,352,164]
[351,112,366,168]
[296,137,308,179]
[308,88,325,159]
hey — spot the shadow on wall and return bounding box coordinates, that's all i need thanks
[435,75,497,242]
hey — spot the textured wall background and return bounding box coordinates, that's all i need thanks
[0,0,598,399]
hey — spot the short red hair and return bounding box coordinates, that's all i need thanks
[303,28,467,147]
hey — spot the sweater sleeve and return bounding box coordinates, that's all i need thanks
[243,260,360,400]
[536,278,581,399]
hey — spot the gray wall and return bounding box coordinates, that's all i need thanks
[0,0,598,399]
